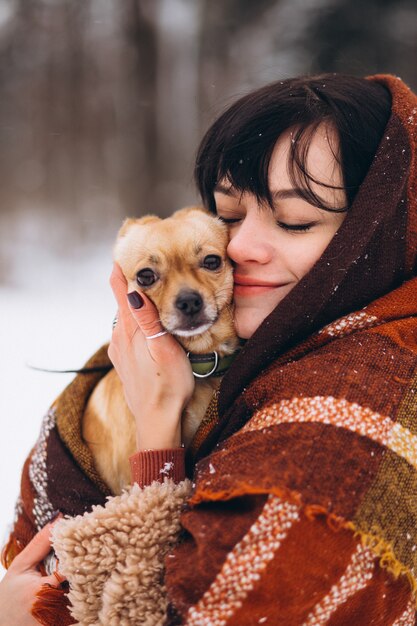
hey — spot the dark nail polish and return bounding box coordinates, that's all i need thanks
[48,510,61,524]
[128,291,144,309]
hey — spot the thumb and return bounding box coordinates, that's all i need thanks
[11,517,62,573]
[127,290,168,339]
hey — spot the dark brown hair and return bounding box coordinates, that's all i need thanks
[195,73,391,213]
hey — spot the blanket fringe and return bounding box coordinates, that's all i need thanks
[31,584,74,626]
[347,523,417,602]
[1,533,23,569]
[305,510,417,600]
[191,483,417,604]
[189,481,304,508]
[304,503,348,532]
[304,508,417,604]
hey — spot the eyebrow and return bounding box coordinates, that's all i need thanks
[213,183,306,201]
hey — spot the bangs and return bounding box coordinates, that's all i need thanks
[287,123,348,213]
[196,110,346,215]
[195,74,392,215]
[211,118,278,209]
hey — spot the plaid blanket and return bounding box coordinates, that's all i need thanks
[165,75,417,624]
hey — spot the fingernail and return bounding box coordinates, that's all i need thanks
[47,510,61,524]
[127,291,144,309]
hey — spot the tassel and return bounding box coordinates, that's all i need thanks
[1,534,23,569]
[326,512,347,532]
[31,584,75,626]
[304,503,328,521]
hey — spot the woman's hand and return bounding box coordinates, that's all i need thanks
[108,263,195,450]
[0,520,65,626]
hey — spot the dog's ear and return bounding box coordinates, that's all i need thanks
[117,218,137,238]
[137,214,162,226]
[117,215,160,238]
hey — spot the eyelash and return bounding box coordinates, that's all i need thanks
[218,216,315,232]
[218,217,240,224]
[277,221,315,232]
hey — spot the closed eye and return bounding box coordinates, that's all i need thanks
[218,216,241,224]
[277,221,317,232]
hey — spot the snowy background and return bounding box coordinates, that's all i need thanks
[0,235,116,578]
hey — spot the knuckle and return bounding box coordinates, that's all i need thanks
[142,321,162,335]
[134,310,160,334]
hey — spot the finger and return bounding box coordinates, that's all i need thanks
[126,289,167,339]
[109,263,135,328]
[11,521,59,573]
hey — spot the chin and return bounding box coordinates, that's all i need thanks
[234,309,270,339]
[233,289,293,338]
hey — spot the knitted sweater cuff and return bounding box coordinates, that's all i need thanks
[129,448,186,487]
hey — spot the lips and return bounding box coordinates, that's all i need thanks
[234,275,282,287]
[233,274,289,296]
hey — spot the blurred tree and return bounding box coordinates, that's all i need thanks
[0,0,416,274]
[305,0,417,78]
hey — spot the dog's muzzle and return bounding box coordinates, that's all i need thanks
[175,290,203,317]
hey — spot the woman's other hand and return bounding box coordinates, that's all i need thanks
[108,263,195,450]
[0,520,65,626]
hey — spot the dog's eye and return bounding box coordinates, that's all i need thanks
[136,268,158,287]
[202,255,222,271]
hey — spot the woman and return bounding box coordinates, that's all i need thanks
[2,72,417,625]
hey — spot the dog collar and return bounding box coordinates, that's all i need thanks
[187,343,245,379]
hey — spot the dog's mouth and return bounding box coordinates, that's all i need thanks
[162,289,219,337]
[171,320,215,338]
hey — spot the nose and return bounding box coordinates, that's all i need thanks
[227,213,275,265]
[175,290,203,316]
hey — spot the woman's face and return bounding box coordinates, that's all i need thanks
[214,124,347,339]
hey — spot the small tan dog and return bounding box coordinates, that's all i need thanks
[83,207,238,494]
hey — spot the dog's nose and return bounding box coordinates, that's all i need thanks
[175,290,203,316]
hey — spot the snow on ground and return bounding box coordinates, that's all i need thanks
[0,247,116,578]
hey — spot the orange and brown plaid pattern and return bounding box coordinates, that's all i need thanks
[167,293,417,624]
[166,75,417,625]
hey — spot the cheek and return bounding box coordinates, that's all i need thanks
[233,296,282,339]
[288,231,336,278]
[293,248,322,278]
